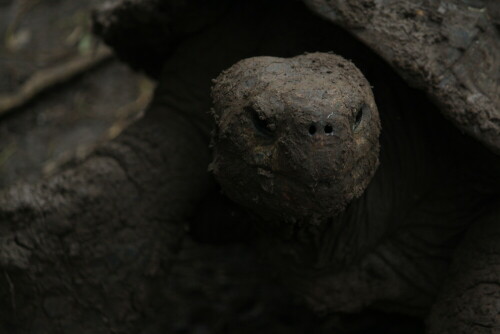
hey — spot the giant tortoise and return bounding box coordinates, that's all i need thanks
[98,0,500,332]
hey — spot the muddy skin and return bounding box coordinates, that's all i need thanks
[211,53,380,225]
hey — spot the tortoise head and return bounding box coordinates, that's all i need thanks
[210,53,380,224]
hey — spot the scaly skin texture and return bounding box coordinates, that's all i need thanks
[211,52,500,326]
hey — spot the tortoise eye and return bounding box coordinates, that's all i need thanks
[353,105,366,130]
[247,107,275,137]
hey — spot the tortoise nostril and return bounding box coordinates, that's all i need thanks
[309,125,317,135]
[324,125,333,134]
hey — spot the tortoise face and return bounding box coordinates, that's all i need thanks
[210,53,380,224]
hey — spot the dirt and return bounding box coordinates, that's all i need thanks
[211,53,381,224]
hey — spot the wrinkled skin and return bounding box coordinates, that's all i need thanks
[211,54,380,224]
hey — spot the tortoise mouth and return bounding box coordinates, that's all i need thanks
[253,163,338,189]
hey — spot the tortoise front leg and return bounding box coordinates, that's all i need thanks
[427,204,500,333]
